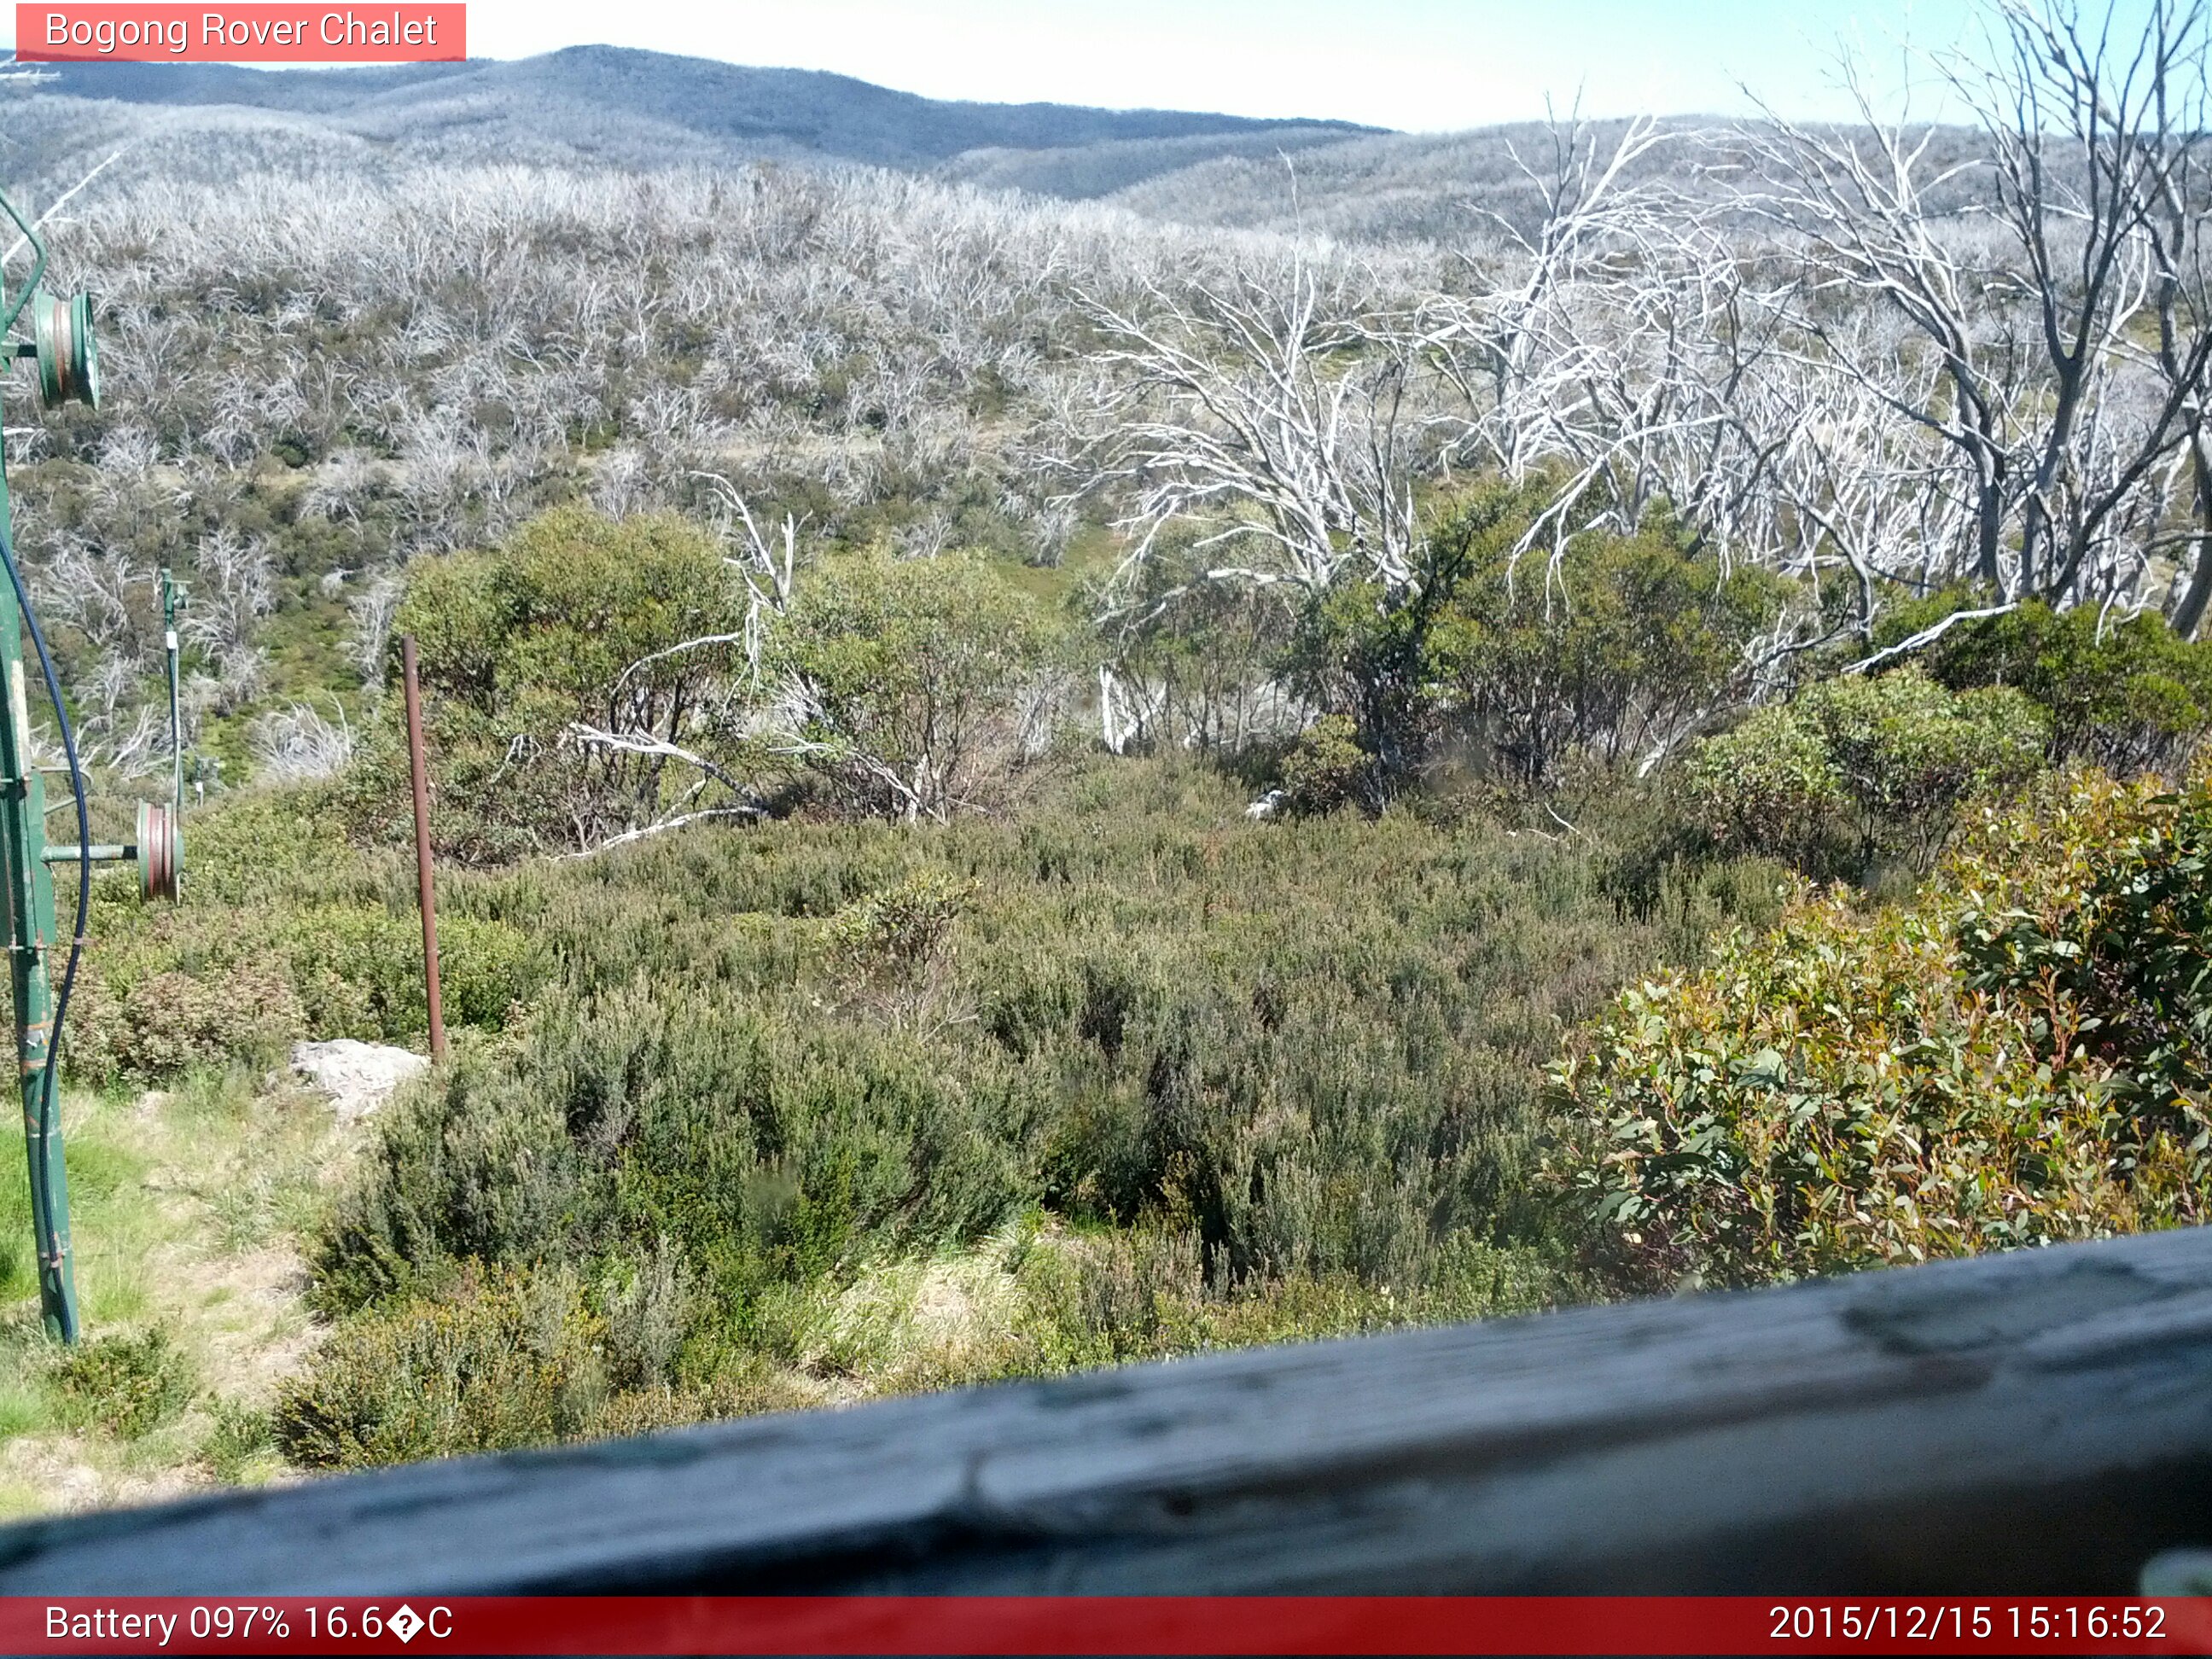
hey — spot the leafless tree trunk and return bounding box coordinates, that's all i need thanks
[1079,264,1441,602]
[1962,0,2212,603]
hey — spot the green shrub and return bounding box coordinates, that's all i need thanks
[1952,760,2212,1121]
[53,1326,197,1439]
[67,959,304,1086]
[1684,706,1843,865]
[273,907,532,1039]
[1136,485,1789,797]
[1278,715,1370,816]
[1423,495,1793,787]
[163,789,379,911]
[1897,596,2212,773]
[1551,762,2212,1292]
[1796,670,2046,868]
[308,1048,585,1316]
[773,549,1063,822]
[1006,1226,1572,1374]
[272,1270,607,1469]
[1685,667,2047,873]
[66,905,526,1084]
[60,789,540,1084]
[1012,1226,1211,1367]
[199,1400,275,1481]
[601,1242,694,1394]
[1086,524,1296,754]
[825,871,978,972]
[361,507,752,861]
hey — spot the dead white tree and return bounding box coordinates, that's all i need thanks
[1738,74,2028,598]
[1435,113,1676,493]
[249,700,356,784]
[1958,0,2212,604]
[1079,262,1441,601]
[183,526,274,707]
[346,571,404,687]
[1738,0,2212,620]
[690,470,800,684]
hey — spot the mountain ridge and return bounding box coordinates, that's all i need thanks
[9,46,1386,174]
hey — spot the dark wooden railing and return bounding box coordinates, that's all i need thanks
[4,1226,2212,1594]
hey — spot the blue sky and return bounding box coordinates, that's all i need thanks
[8,0,2154,130]
[456,0,1982,129]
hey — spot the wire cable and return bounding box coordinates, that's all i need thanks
[0,511,89,1341]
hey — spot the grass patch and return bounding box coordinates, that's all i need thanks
[0,1066,360,1514]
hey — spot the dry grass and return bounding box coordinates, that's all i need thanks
[0,1068,365,1518]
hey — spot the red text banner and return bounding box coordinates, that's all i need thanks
[15,5,463,61]
[3,1597,2212,1656]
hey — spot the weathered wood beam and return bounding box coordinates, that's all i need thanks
[5,1227,2212,1594]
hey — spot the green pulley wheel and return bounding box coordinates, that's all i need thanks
[33,289,98,411]
[136,800,181,902]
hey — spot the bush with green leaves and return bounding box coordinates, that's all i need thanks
[772,550,1064,823]
[1278,714,1371,815]
[1006,1226,1566,1376]
[1421,494,1792,788]
[271,907,532,1039]
[53,1325,198,1440]
[67,958,305,1087]
[824,870,979,971]
[1681,706,1843,868]
[1802,671,2046,867]
[198,1400,276,1481]
[362,507,751,861]
[1889,596,2212,774]
[271,1269,608,1470]
[1251,485,1793,798]
[1551,761,2212,1293]
[67,901,530,1082]
[1685,667,2046,873]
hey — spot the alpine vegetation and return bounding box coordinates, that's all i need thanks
[1,0,2209,1489]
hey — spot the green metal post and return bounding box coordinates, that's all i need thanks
[0,417,76,1342]
[0,184,97,1344]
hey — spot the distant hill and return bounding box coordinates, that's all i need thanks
[937,125,1371,201]
[7,46,1382,178]
[20,48,1906,248]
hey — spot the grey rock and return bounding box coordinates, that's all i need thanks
[289,1039,428,1124]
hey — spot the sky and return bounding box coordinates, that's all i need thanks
[2,0,2162,131]
[433,0,1985,130]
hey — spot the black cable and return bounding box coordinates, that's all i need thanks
[0,513,89,1341]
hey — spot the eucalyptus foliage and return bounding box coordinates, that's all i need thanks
[1553,763,2212,1291]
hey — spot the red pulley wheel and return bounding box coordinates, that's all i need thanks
[136,800,181,902]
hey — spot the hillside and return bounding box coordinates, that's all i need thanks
[3,48,1380,186]
[2,52,1989,248]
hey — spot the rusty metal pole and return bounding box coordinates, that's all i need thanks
[399,635,446,1064]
